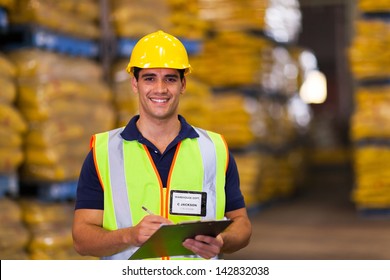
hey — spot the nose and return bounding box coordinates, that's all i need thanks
[156,79,168,93]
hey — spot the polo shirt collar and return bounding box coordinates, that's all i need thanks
[120,115,199,142]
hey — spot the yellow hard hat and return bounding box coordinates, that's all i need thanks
[126,30,192,75]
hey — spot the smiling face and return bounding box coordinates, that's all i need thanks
[132,68,186,122]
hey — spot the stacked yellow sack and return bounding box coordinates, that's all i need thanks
[307,146,351,166]
[167,0,210,40]
[350,86,390,140]
[348,19,390,80]
[198,0,267,32]
[111,59,139,127]
[352,147,390,208]
[209,93,257,149]
[358,0,390,12]
[0,53,27,174]
[233,151,262,208]
[0,0,15,10]
[179,77,214,130]
[348,4,390,210]
[0,104,26,173]
[20,199,96,259]
[9,48,103,79]
[190,31,272,87]
[110,0,171,38]
[257,148,305,203]
[48,0,99,21]
[8,49,116,182]
[0,54,17,103]
[9,0,100,39]
[253,96,309,202]
[0,198,30,259]
[350,86,390,208]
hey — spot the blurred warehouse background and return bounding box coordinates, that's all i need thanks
[0,0,389,260]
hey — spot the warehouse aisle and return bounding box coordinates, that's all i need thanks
[225,164,390,260]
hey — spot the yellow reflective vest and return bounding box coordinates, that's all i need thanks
[91,126,229,260]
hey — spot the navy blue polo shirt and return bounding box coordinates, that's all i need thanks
[75,115,245,213]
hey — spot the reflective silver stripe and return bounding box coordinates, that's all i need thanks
[107,128,133,228]
[103,128,138,260]
[193,127,217,220]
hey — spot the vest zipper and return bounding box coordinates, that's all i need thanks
[143,143,182,261]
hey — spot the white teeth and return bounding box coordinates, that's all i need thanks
[151,98,167,103]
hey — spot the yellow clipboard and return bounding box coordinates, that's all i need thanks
[129,219,232,260]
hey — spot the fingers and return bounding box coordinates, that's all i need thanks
[182,234,224,259]
[132,215,172,246]
[142,214,173,225]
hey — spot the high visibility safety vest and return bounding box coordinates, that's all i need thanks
[91,126,229,260]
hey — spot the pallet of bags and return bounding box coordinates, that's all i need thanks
[8,49,116,193]
[167,0,210,40]
[348,18,390,80]
[190,31,271,87]
[357,0,390,13]
[20,199,97,259]
[0,52,27,195]
[197,0,267,32]
[351,86,390,140]
[352,145,390,209]
[233,151,262,208]
[209,92,257,149]
[0,0,16,10]
[110,0,170,38]
[179,77,214,130]
[256,147,306,203]
[8,0,100,39]
[110,59,139,127]
[0,198,30,259]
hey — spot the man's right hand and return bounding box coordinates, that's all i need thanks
[131,215,172,246]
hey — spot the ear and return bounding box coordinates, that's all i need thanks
[180,77,186,94]
[131,76,138,93]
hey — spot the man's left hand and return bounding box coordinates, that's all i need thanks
[182,234,224,259]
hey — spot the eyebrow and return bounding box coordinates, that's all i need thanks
[140,73,180,79]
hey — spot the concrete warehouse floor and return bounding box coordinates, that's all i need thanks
[225,164,390,260]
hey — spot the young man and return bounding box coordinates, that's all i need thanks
[72,30,252,260]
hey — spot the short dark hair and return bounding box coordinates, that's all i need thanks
[132,67,185,81]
